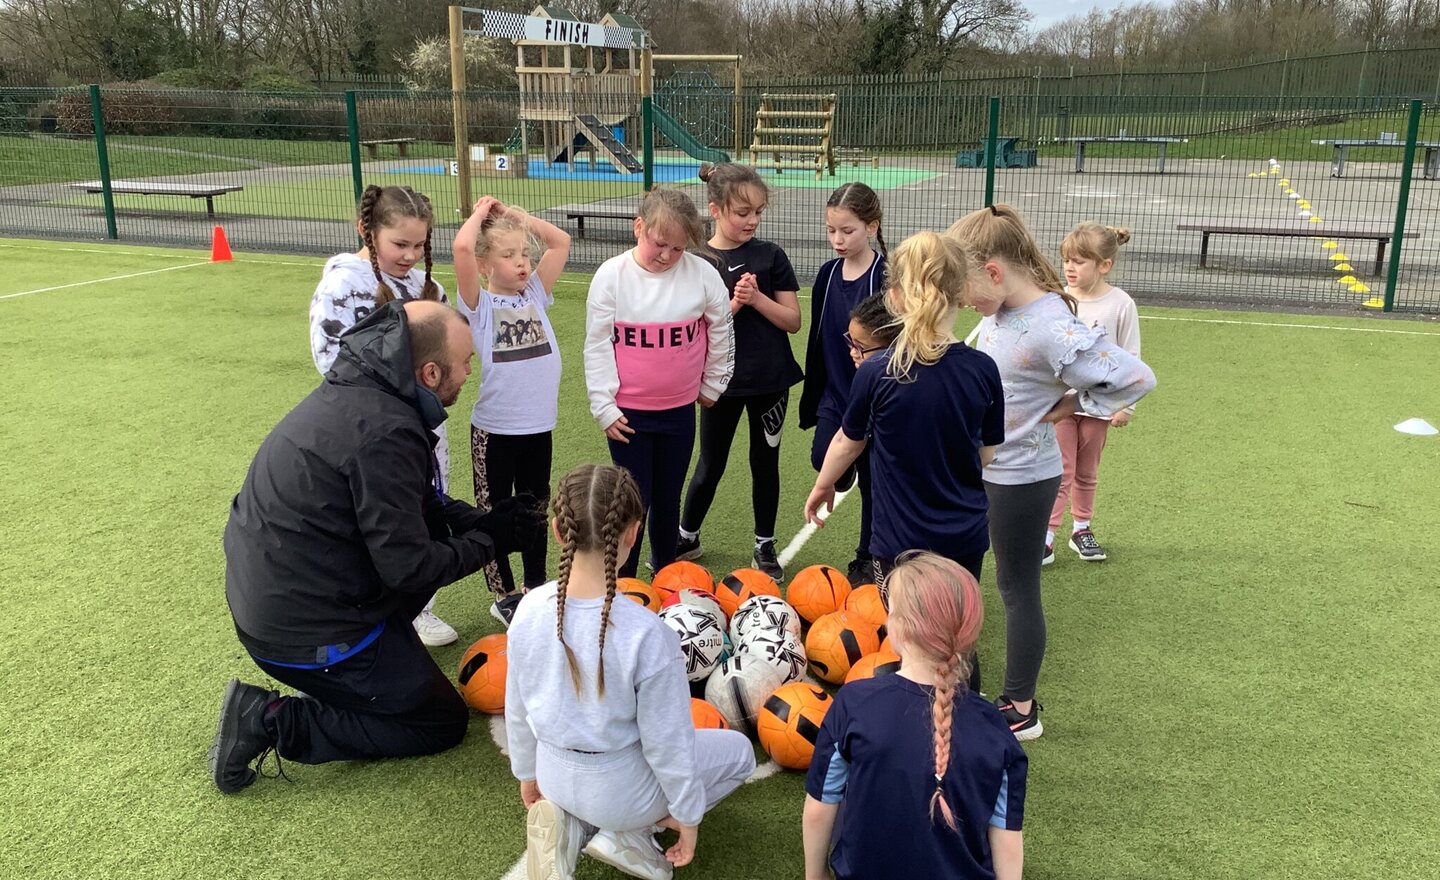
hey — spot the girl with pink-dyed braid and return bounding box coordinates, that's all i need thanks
[802,552,1027,880]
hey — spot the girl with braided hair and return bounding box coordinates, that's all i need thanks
[308,184,457,647]
[803,552,1027,880]
[505,464,754,880]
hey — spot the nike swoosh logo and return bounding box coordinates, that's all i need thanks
[728,264,745,271]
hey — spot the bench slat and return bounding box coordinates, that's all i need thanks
[1176,221,1411,237]
[73,181,243,196]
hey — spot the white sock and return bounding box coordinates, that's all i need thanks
[755,535,774,549]
[1045,530,1055,546]
[1073,521,1090,532]
[679,527,699,541]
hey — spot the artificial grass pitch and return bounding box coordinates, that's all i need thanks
[1,237,1438,879]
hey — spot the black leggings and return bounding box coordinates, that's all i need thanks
[873,553,984,694]
[985,476,1063,703]
[472,427,552,594]
[811,415,872,561]
[681,391,788,538]
[608,407,696,579]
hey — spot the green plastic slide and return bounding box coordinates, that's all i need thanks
[652,105,731,165]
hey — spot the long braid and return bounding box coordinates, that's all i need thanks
[874,223,889,257]
[553,491,583,696]
[929,650,962,831]
[416,191,440,301]
[595,488,625,698]
[358,185,396,306]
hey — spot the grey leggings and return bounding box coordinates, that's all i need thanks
[985,476,1062,703]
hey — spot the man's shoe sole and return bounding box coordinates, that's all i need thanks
[526,800,568,880]
[210,679,256,794]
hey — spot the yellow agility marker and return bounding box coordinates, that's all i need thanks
[1270,166,1280,174]
[1279,178,1290,186]
[1333,263,1354,271]
[1330,252,1349,261]
[1309,216,1323,223]
[1362,297,1385,309]
[1247,172,1262,178]
[1297,199,1311,208]
[1322,241,1338,249]
[1350,282,1372,293]
[1338,275,1358,285]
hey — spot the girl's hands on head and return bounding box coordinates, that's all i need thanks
[604,415,636,444]
[471,196,503,219]
[666,824,699,867]
[519,779,542,808]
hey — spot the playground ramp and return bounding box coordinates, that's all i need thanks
[652,105,730,165]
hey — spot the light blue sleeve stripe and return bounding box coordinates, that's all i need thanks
[820,744,850,804]
[988,769,1009,828]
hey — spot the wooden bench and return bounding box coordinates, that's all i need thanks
[361,137,416,158]
[71,181,243,218]
[1176,220,1415,276]
[835,147,879,168]
[561,208,712,240]
[1310,138,1440,179]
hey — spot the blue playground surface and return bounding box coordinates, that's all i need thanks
[394,157,701,183]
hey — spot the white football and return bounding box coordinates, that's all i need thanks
[662,588,725,624]
[658,605,725,682]
[730,595,802,644]
[738,627,807,684]
[704,653,791,733]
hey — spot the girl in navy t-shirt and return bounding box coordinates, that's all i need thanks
[797,182,889,585]
[676,163,803,582]
[804,552,1027,880]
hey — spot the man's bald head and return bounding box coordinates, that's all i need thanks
[406,300,473,406]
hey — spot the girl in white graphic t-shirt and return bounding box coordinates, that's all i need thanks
[454,197,571,627]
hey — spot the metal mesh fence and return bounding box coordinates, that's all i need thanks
[1,85,1435,312]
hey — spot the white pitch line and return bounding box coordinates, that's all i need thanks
[0,261,211,300]
[1138,314,1440,337]
[777,489,850,570]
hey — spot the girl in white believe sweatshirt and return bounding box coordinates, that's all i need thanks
[506,464,754,880]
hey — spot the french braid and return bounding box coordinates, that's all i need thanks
[552,490,583,696]
[595,487,627,698]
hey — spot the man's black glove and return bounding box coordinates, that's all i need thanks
[473,494,548,557]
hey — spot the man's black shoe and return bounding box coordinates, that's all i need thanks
[210,679,279,794]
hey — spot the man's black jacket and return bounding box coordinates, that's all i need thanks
[224,303,493,663]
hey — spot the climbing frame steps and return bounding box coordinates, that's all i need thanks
[553,113,643,174]
[748,93,836,179]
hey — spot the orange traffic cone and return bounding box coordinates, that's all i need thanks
[210,225,233,262]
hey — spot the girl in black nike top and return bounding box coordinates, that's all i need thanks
[676,163,803,582]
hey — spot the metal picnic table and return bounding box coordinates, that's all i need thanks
[1053,136,1189,173]
[1310,139,1440,179]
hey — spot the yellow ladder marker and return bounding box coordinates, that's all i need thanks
[1350,282,1372,293]
[1338,275,1358,285]
[1297,200,1311,209]
[1330,252,1349,260]
[1363,297,1385,308]
[1322,241,1338,249]
[1309,216,1323,223]
[1333,263,1354,271]
[1279,178,1290,186]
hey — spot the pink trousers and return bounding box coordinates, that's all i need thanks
[1050,413,1110,531]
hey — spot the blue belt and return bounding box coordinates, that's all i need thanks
[255,620,387,669]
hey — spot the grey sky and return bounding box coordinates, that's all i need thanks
[1025,0,1158,31]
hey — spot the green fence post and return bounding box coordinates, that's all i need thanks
[642,96,655,193]
[88,84,117,240]
[984,96,1000,208]
[345,91,364,207]
[1382,99,1422,312]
